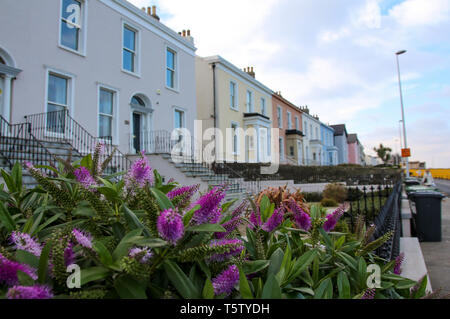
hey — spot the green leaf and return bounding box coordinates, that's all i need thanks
[93,241,113,267]
[114,275,147,299]
[80,267,110,286]
[163,260,200,299]
[260,195,270,222]
[221,198,238,215]
[238,266,253,299]
[286,249,318,284]
[335,235,346,250]
[336,252,357,271]
[314,278,333,299]
[268,248,284,277]
[37,241,52,284]
[337,271,351,299]
[319,228,333,250]
[357,257,367,290]
[12,162,22,191]
[80,154,93,171]
[275,244,291,284]
[396,279,418,290]
[112,229,143,261]
[15,250,39,268]
[21,217,35,234]
[133,238,168,248]
[34,213,64,236]
[261,274,282,299]
[0,202,16,231]
[288,287,315,296]
[97,186,119,202]
[243,260,270,275]
[202,278,215,299]
[150,188,174,210]
[1,169,16,193]
[121,205,151,237]
[183,204,201,226]
[186,224,226,233]
[17,270,35,286]
[411,276,428,298]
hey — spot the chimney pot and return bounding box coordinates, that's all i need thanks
[141,7,146,11]
[187,29,191,36]
[182,30,186,37]
[147,7,151,15]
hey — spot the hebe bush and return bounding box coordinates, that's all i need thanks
[323,183,348,203]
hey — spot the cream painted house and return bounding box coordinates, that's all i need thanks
[196,56,273,163]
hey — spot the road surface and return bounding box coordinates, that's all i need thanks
[435,179,450,196]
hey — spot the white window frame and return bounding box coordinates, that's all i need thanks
[231,121,240,155]
[58,0,88,56]
[277,106,282,128]
[165,46,179,91]
[122,20,141,76]
[287,111,292,130]
[279,137,284,160]
[173,107,185,130]
[230,81,238,110]
[246,90,253,113]
[260,97,266,115]
[44,67,75,138]
[97,84,119,145]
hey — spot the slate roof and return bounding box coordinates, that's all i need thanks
[330,124,347,137]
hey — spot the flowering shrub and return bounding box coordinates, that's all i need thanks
[0,145,435,299]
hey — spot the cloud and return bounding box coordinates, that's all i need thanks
[127,0,450,167]
[389,0,450,27]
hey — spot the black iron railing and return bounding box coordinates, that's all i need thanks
[345,183,394,228]
[24,110,131,173]
[371,181,402,261]
[0,116,56,175]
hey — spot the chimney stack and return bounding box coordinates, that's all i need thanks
[151,5,160,21]
[245,66,255,78]
[179,29,194,44]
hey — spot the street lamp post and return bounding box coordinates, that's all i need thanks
[396,50,409,178]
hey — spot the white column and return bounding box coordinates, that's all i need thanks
[2,75,12,122]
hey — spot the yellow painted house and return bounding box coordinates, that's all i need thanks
[196,55,273,163]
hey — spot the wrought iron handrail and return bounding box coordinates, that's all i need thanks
[24,110,131,173]
[0,115,56,174]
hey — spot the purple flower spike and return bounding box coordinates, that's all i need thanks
[212,265,239,296]
[191,187,226,225]
[125,153,153,189]
[157,208,184,245]
[74,167,96,190]
[323,204,346,232]
[362,288,376,299]
[64,242,76,266]
[215,202,247,239]
[288,199,311,231]
[167,185,199,200]
[72,228,93,250]
[0,253,37,286]
[7,285,53,299]
[394,253,405,275]
[129,247,153,264]
[209,239,244,262]
[249,207,262,230]
[10,231,42,257]
[262,208,285,232]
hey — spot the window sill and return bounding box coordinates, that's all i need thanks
[230,107,239,112]
[58,44,86,57]
[121,69,141,79]
[165,86,180,94]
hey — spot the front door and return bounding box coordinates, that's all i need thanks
[133,112,141,153]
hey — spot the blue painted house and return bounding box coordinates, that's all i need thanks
[320,124,338,166]
[330,124,349,164]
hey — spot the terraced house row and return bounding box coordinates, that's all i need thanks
[0,0,367,183]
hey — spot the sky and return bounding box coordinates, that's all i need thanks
[129,0,450,167]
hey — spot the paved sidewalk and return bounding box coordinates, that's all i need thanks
[419,191,450,296]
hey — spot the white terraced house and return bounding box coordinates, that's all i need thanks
[0,0,197,177]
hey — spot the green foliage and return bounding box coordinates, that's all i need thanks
[320,198,338,207]
[323,183,348,203]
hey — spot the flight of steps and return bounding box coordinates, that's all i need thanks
[161,154,248,202]
[0,137,83,188]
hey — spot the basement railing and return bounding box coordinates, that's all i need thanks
[25,110,131,174]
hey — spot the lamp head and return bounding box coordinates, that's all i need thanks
[396,50,407,55]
